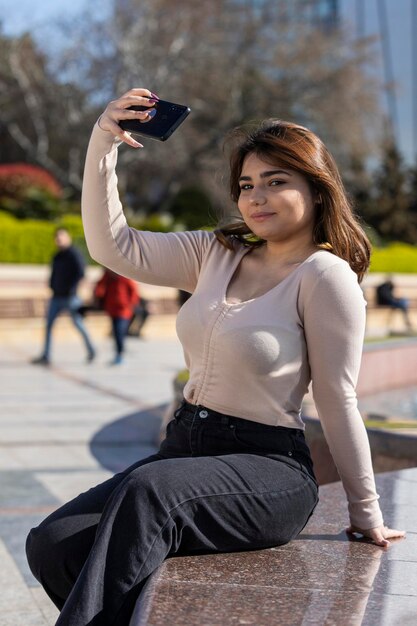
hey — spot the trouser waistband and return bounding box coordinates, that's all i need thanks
[177,400,303,436]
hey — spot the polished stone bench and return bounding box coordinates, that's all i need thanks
[130,467,417,626]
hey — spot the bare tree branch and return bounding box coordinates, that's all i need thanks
[9,39,49,158]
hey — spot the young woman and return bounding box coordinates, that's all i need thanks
[26,88,404,626]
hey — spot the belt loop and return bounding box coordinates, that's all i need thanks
[220,415,229,429]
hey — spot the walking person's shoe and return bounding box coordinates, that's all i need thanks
[86,349,96,363]
[31,355,50,366]
[110,354,124,366]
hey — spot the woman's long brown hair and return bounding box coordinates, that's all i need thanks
[215,120,371,282]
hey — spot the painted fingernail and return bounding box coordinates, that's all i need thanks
[148,99,158,104]
[150,92,160,100]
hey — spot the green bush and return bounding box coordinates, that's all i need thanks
[0,211,186,264]
[369,242,417,273]
[0,163,69,221]
[168,187,214,230]
[0,211,89,264]
[129,213,174,233]
[2,209,416,273]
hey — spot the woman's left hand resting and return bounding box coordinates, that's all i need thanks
[346,524,405,548]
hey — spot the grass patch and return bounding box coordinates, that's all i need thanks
[364,420,417,429]
[370,242,417,274]
[363,334,417,344]
[175,369,190,384]
[364,336,396,344]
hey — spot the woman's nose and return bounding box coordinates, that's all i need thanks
[249,191,266,206]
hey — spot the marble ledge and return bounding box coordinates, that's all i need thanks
[131,467,417,626]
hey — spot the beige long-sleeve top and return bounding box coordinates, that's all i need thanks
[82,122,384,530]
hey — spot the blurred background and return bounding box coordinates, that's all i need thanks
[0,0,416,258]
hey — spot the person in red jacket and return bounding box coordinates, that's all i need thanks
[94,269,139,364]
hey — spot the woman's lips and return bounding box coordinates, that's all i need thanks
[250,212,275,222]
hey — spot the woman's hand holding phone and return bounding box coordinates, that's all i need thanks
[98,88,159,148]
[98,87,191,146]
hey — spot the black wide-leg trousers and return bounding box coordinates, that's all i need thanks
[26,401,319,626]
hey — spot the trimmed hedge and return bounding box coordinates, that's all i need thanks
[1,211,417,272]
[0,212,88,264]
[0,211,175,264]
[369,242,417,274]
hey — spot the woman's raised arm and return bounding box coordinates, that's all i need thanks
[81,88,213,291]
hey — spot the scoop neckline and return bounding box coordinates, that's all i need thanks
[223,248,325,306]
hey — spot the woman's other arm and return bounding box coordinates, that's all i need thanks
[303,261,405,547]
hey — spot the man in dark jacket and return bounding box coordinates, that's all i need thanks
[376,276,413,333]
[32,228,96,365]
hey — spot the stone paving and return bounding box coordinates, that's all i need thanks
[0,316,184,625]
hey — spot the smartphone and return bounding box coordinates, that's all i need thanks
[119,99,191,141]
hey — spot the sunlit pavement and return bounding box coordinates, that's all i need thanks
[0,318,184,625]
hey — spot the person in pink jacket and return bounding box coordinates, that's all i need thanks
[26,88,404,626]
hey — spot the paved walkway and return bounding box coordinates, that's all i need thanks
[0,318,185,625]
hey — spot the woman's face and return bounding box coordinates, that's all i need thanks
[237,153,316,245]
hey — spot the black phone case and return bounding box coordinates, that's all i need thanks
[119,100,191,141]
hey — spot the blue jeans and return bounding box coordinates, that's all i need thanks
[43,295,95,359]
[391,297,409,312]
[26,401,318,626]
[111,317,131,355]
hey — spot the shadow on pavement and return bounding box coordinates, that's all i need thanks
[89,404,167,473]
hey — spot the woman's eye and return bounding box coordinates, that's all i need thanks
[270,180,285,186]
[239,184,252,191]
